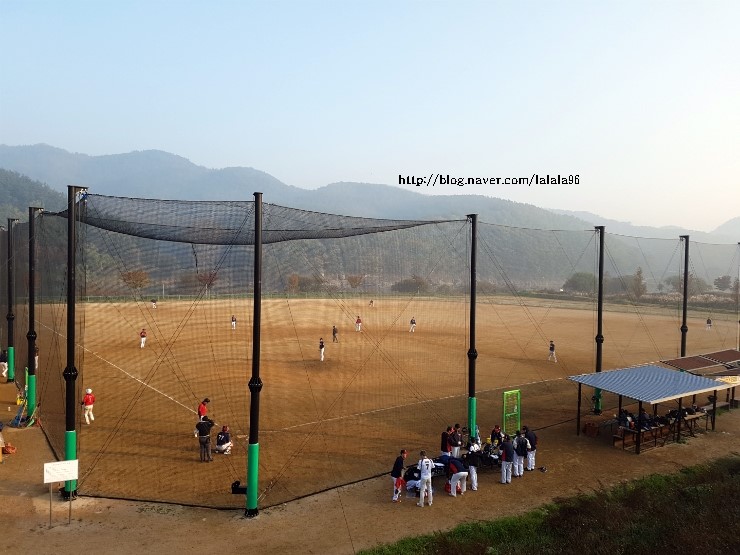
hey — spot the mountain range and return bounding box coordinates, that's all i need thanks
[1,143,738,242]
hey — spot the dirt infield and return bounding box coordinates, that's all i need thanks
[23,297,737,508]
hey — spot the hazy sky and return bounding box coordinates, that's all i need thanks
[1,1,738,232]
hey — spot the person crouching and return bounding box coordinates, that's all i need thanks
[214,425,232,455]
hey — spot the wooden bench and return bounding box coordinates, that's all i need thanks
[613,424,670,450]
[680,412,709,436]
[701,401,730,414]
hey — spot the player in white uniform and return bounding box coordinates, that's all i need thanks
[417,450,434,507]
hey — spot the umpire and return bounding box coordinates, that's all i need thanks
[195,416,215,462]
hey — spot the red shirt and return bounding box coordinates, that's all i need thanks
[198,402,208,417]
[83,393,95,406]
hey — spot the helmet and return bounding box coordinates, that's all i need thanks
[85,388,92,394]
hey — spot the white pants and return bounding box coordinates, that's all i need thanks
[1,362,7,377]
[409,324,415,332]
[451,446,460,458]
[501,461,513,483]
[468,465,478,490]
[320,347,324,361]
[548,352,557,362]
[355,323,361,331]
[514,454,525,476]
[231,321,236,330]
[214,441,232,454]
[140,337,147,348]
[449,471,468,496]
[84,405,95,425]
[527,450,536,471]
[392,476,401,501]
[417,477,433,506]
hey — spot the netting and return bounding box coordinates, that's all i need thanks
[3,195,738,509]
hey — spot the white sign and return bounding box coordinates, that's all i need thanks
[44,460,78,484]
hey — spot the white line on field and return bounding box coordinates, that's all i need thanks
[39,322,197,417]
[261,376,565,433]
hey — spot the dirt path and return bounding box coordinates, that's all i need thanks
[2,382,738,554]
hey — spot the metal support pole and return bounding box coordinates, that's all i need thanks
[576,383,582,435]
[246,192,263,518]
[63,187,85,498]
[467,214,478,440]
[6,218,19,382]
[680,235,689,357]
[636,401,643,454]
[593,226,605,414]
[27,207,42,416]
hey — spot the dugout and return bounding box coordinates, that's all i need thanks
[662,349,740,408]
[569,364,734,454]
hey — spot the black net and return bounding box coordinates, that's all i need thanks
[4,194,738,509]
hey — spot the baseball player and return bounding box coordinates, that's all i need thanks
[81,388,95,424]
[416,450,434,507]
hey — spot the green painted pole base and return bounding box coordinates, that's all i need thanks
[468,397,477,443]
[27,374,37,416]
[594,388,603,414]
[246,443,259,517]
[65,430,77,494]
[7,347,14,381]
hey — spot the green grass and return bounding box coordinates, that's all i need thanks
[361,455,740,555]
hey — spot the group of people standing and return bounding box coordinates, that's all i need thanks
[390,422,540,504]
[498,426,538,484]
[194,397,233,462]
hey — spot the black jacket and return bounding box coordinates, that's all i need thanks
[391,455,405,478]
[195,420,215,438]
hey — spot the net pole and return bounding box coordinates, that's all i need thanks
[63,186,86,498]
[593,226,604,415]
[6,218,18,382]
[680,235,689,357]
[26,207,42,416]
[246,192,263,518]
[467,214,478,441]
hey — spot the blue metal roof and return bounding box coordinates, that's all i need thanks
[568,364,733,404]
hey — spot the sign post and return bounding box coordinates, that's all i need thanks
[43,460,78,527]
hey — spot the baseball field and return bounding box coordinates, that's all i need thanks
[24,293,735,508]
